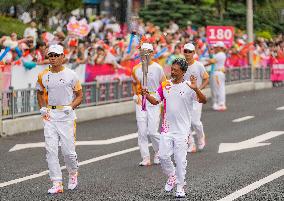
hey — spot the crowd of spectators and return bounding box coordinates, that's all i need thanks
[0,14,284,81]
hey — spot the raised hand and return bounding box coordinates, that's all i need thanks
[187,75,198,90]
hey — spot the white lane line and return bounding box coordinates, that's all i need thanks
[1,145,145,188]
[9,132,138,152]
[218,169,284,201]
[276,106,284,111]
[232,116,255,123]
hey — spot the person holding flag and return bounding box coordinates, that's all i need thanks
[132,43,166,166]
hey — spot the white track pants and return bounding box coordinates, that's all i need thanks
[210,71,226,106]
[136,104,161,159]
[189,101,205,145]
[44,119,78,182]
[159,134,188,186]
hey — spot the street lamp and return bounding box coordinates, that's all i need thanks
[246,0,254,82]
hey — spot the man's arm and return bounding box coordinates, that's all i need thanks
[193,88,207,104]
[187,75,207,104]
[141,89,160,105]
[199,71,209,90]
[71,89,83,109]
[37,90,46,108]
[204,58,216,66]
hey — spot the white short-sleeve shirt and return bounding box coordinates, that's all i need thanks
[155,80,197,135]
[183,60,209,88]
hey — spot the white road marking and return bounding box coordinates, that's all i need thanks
[0,145,149,188]
[217,169,284,201]
[218,131,284,153]
[276,106,284,111]
[232,116,255,123]
[9,133,138,152]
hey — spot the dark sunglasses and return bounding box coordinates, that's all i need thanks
[184,49,194,54]
[48,53,61,58]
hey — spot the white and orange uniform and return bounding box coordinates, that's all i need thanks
[211,52,226,107]
[132,61,165,160]
[184,60,209,146]
[36,67,82,182]
[154,80,197,187]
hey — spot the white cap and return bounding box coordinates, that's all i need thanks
[141,43,153,51]
[213,41,225,48]
[48,44,64,54]
[184,43,195,51]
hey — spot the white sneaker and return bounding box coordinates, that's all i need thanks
[164,175,176,192]
[197,136,206,150]
[139,157,151,166]
[175,185,186,198]
[48,182,63,194]
[187,143,197,153]
[217,105,227,111]
[153,153,160,165]
[212,103,219,110]
[68,172,78,190]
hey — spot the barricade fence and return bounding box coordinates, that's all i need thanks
[1,67,270,119]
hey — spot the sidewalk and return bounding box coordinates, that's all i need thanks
[2,81,272,136]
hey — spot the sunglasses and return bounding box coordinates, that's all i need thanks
[48,53,61,58]
[184,50,194,54]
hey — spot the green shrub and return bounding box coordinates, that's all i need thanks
[0,15,27,38]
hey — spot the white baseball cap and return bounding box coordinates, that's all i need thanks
[141,43,154,51]
[48,44,64,54]
[213,41,225,48]
[184,43,195,51]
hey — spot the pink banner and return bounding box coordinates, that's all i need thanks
[85,63,128,82]
[206,26,234,47]
[271,58,284,82]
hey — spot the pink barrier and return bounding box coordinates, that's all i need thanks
[0,64,11,91]
[271,58,284,82]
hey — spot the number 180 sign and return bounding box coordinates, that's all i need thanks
[206,26,234,47]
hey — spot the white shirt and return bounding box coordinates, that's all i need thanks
[36,67,82,121]
[155,80,197,135]
[213,52,226,71]
[184,60,209,88]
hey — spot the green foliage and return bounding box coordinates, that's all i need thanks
[256,30,272,40]
[139,0,190,29]
[139,0,283,34]
[0,15,27,37]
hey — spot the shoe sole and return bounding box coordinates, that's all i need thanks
[48,190,63,194]
[139,163,151,166]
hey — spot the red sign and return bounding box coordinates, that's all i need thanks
[206,26,234,47]
[271,58,284,82]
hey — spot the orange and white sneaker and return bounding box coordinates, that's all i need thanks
[187,143,197,153]
[139,157,151,166]
[68,172,78,190]
[197,136,206,150]
[48,181,63,194]
[217,105,227,111]
[175,185,186,198]
[164,175,176,192]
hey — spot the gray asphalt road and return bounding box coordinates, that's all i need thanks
[0,86,283,201]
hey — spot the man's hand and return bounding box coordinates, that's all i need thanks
[141,88,149,96]
[187,75,198,90]
[40,107,50,120]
